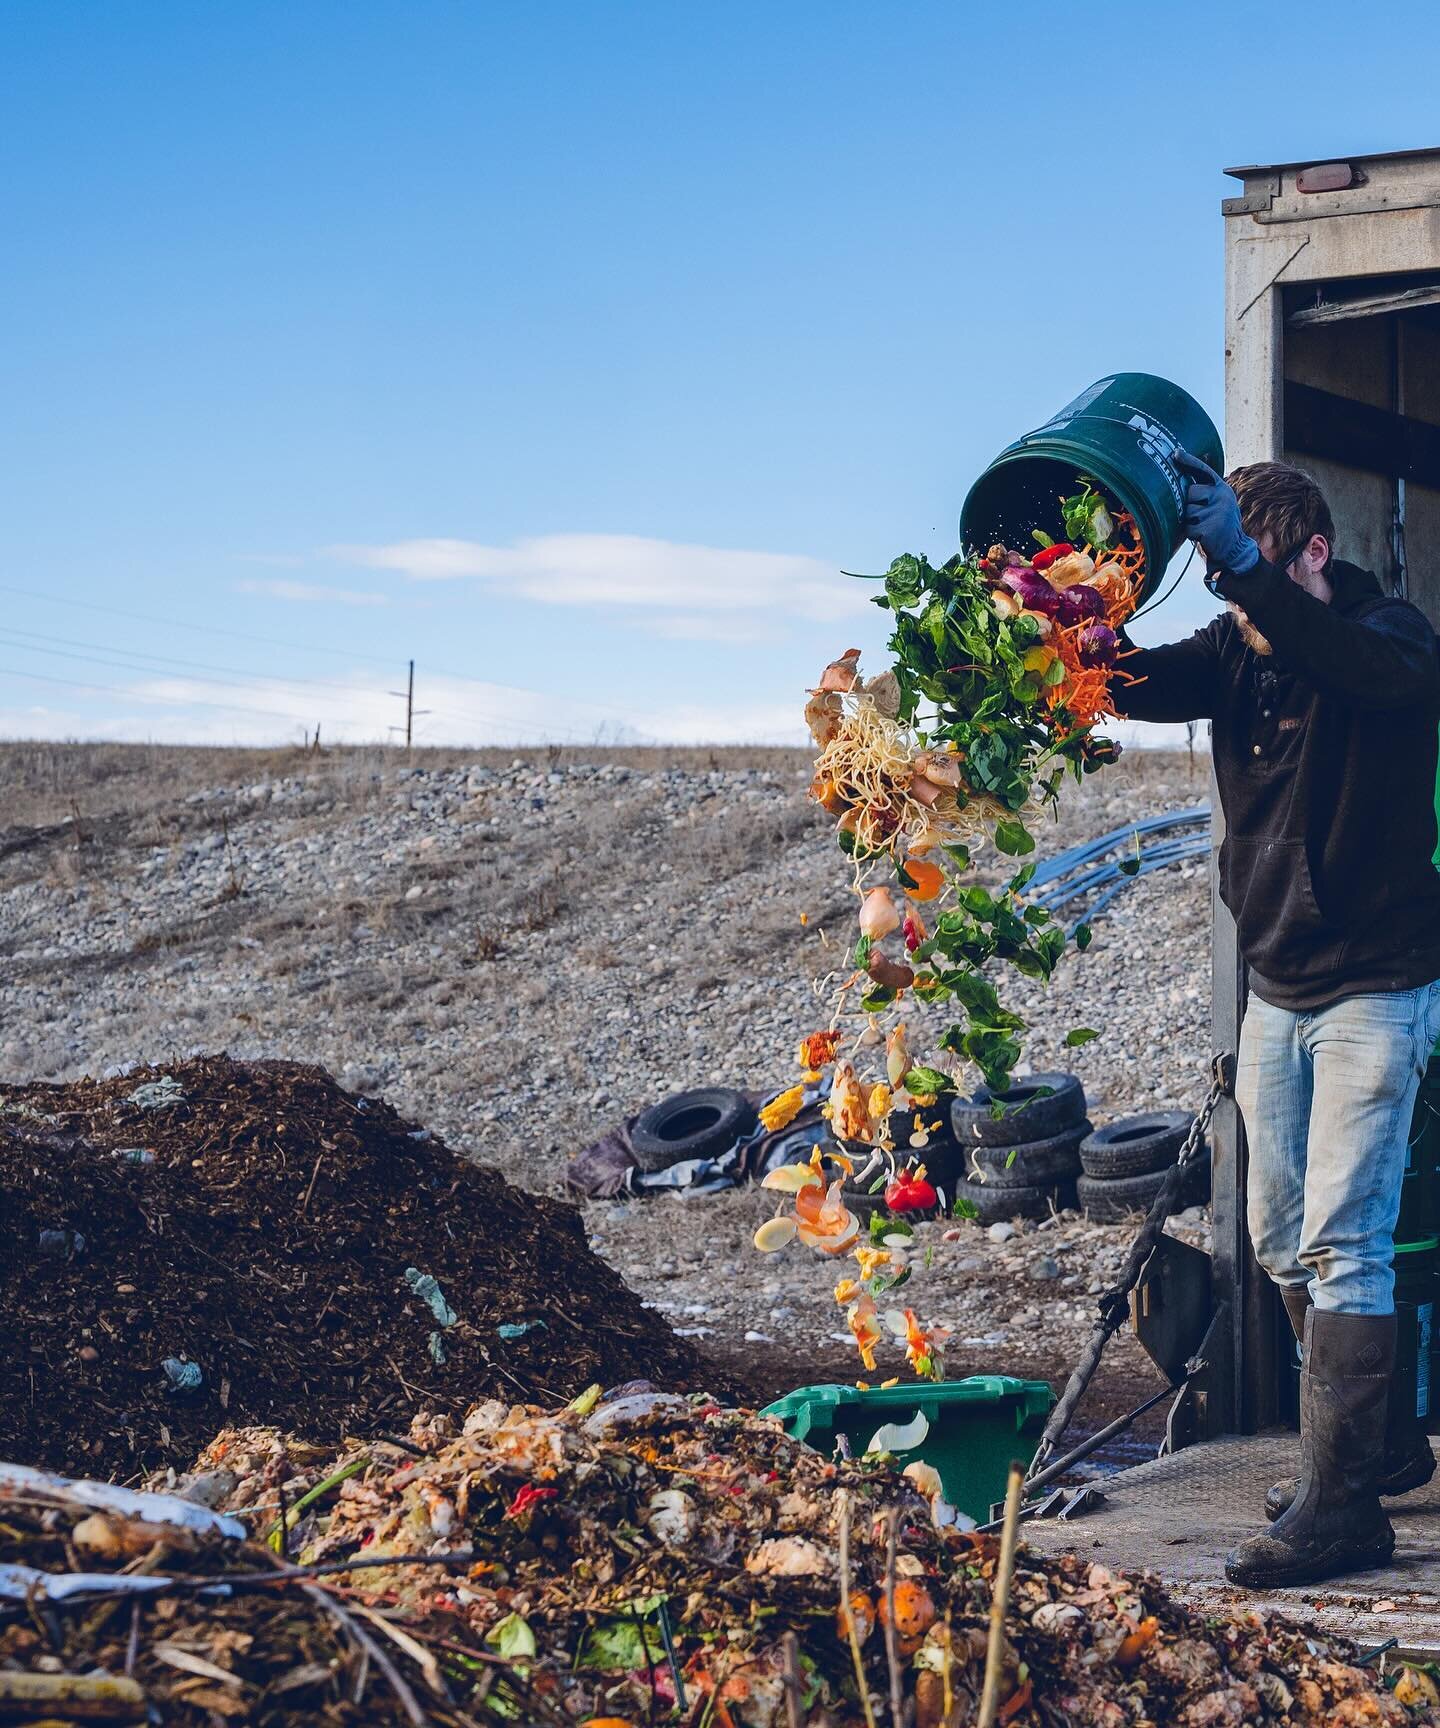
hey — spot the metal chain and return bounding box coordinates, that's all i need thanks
[1175,1056,1230,1174]
[1025,1055,1232,1481]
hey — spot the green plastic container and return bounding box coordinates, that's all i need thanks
[1412,1049,1440,1239]
[762,1375,1053,1524]
[959,372,1224,600]
[1399,1109,1435,1242]
[1394,1237,1437,1423]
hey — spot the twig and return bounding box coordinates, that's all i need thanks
[124,1598,141,1677]
[836,1490,878,1728]
[977,1464,1025,1728]
[304,1579,430,1728]
[275,1461,290,1563]
[781,1630,803,1728]
[630,1603,657,1724]
[655,1596,687,1713]
[0,1671,147,1719]
[882,1509,903,1728]
[301,1150,326,1215]
[410,1632,571,1728]
[249,1543,429,1728]
[342,1596,452,1702]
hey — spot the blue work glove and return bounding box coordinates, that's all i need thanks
[1174,449,1260,577]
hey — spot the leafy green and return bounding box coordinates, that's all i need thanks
[489,1614,537,1661]
[1064,1027,1100,1048]
[1060,481,1116,551]
[844,488,1129,1092]
[993,818,1035,857]
[575,1611,665,1672]
[903,1066,956,1097]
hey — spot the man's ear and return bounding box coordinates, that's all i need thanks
[1304,533,1330,573]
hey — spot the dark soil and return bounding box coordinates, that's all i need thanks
[0,1054,722,1478]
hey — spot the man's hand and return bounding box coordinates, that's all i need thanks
[1175,449,1260,577]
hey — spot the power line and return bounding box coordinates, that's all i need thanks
[0,580,399,669]
[0,663,352,726]
[0,579,643,722]
[0,629,613,745]
[0,622,386,699]
[0,627,375,707]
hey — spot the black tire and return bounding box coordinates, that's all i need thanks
[1079,1111,1192,1180]
[631,1088,756,1173]
[966,1124,1089,1188]
[832,1135,964,1216]
[955,1174,1078,1226]
[950,1072,1086,1148]
[1077,1151,1211,1223]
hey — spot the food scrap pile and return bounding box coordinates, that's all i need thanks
[0,1393,1433,1726]
[0,1056,713,1477]
[753,485,1147,1376]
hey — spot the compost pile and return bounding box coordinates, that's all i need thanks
[0,1055,710,1476]
[0,1396,1433,1727]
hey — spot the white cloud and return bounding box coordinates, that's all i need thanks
[322,532,868,623]
[237,578,389,607]
[0,670,812,749]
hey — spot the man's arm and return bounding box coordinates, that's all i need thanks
[1215,562,1439,710]
[1109,619,1225,723]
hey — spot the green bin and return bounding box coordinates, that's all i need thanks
[762,1375,1053,1525]
[1398,1101,1434,1242]
[1412,1050,1440,1238]
[1394,1237,1437,1425]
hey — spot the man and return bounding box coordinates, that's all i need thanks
[1112,452,1440,1588]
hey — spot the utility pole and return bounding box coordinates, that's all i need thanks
[389,660,432,749]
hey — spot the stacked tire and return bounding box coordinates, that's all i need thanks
[950,1072,1089,1225]
[832,1108,965,1218]
[1076,1111,1210,1222]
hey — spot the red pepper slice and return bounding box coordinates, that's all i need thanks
[884,1172,939,1213]
[504,1485,558,1519]
[1032,543,1074,571]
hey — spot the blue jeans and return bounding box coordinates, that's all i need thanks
[1236,981,1440,1315]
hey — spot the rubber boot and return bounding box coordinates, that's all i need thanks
[1265,1288,1434,1521]
[1226,1309,1396,1588]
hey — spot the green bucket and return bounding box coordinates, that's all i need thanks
[1394,1237,1437,1423]
[762,1375,1053,1525]
[959,372,1224,601]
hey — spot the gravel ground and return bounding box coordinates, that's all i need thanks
[0,740,1215,1419]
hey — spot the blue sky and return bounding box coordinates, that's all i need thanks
[3,0,1439,746]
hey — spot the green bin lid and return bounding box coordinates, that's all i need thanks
[1395,1236,1439,1254]
[762,1374,1052,1421]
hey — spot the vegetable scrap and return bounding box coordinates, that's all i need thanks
[756,481,1145,1379]
[0,1393,1430,1726]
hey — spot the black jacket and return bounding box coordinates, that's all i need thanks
[1112,558,1440,1010]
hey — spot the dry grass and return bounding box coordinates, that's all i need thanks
[0,741,812,828]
